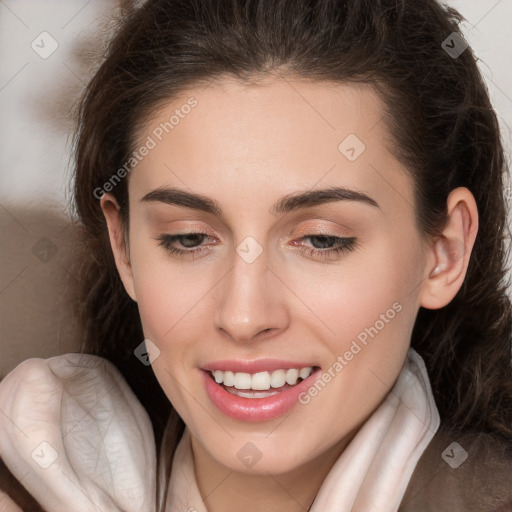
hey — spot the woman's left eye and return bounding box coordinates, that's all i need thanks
[292,235,357,260]
[155,233,357,261]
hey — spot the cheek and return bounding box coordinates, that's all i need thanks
[285,250,421,446]
[133,261,211,351]
[131,258,213,417]
[288,232,423,393]
[127,220,212,344]
[292,236,421,338]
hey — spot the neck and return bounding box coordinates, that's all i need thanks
[191,428,358,512]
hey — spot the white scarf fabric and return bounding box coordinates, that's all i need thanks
[161,347,440,512]
[0,348,439,512]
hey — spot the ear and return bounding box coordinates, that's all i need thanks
[100,193,137,302]
[419,187,478,310]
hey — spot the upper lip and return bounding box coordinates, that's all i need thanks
[201,359,319,374]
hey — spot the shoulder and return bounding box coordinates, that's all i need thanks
[400,425,512,511]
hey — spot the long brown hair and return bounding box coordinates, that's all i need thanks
[69,0,512,506]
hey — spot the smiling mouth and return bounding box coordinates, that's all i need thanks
[208,366,320,399]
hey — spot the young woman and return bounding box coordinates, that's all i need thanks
[1,0,511,510]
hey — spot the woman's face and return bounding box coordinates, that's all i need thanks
[108,76,434,474]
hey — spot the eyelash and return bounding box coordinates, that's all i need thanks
[155,232,357,261]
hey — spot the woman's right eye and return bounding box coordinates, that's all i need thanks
[155,233,214,259]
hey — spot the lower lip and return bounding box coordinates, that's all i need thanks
[202,369,320,422]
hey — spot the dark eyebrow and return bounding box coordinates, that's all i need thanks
[140,186,379,215]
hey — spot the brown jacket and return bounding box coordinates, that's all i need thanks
[1,426,511,511]
[400,427,512,511]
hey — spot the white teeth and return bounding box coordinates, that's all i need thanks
[270,369,286,388]
[285,368,299,385]
[233,372,252,390]
[299,367,311,379]
[225,388,280,399]
[210,366,314,390]
[223,371,235,387]
[251,372,271,390]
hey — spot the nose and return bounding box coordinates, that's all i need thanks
[213,246,289,345]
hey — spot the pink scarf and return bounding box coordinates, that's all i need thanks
[0,349,439,511]
[161,348,440,511]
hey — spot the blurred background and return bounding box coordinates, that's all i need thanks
[1,0,511,376]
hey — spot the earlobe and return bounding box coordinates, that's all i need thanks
[419,187,478,310]
[99,194,138,302]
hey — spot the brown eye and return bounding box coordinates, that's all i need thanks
[155,233,215,259]
[292,235,357,261]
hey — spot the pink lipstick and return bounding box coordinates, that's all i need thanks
[201,360,321,421]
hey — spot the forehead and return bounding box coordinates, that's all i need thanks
[137,74,387,153]
[129,75,414,219]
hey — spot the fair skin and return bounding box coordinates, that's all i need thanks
[101,76,478,512]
